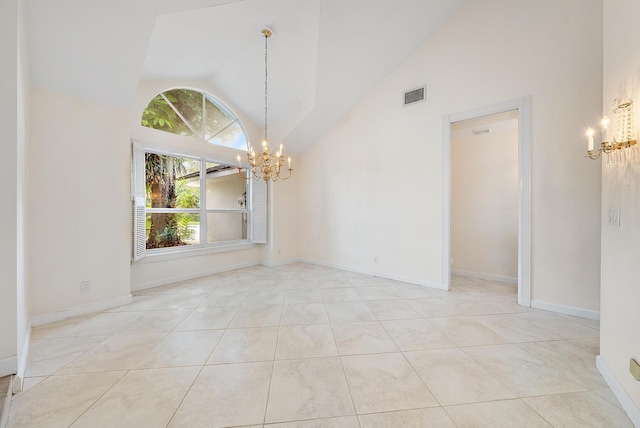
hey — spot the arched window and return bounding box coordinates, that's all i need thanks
[141,88,247,151]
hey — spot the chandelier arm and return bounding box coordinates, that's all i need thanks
[586,150,602,160]
[276,168,294,180]
[237,168,250,180]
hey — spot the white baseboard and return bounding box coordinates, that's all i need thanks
[31,294,133,327]
[0,357,16,378]
[451,269,517,284]
[131,261,260,292]
[298,258,447,291]
[596,356,640,427]
[531,299,600,321]
[261,258,300,268]
[13,322,31,393]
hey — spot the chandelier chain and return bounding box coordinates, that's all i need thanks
[237,28,293,182]
[264,32,268,141]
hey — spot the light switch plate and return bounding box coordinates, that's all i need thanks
[608,208,621,227]
[630,358,640,381]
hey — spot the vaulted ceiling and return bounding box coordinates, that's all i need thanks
[25,0,469,153]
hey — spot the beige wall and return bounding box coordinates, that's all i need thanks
[28,87,132,317]
[600,0,640,418]
[451,116,518,282]
[299,0,603,311]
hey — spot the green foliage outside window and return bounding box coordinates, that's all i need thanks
[145,153,200,249]
[141,88,247,150]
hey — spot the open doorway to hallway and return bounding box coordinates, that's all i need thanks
[450,111,518,290]
[442,96,531,307]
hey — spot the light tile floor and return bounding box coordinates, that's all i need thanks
[8,263,634,427]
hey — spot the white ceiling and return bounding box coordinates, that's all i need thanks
[25,0,470,153]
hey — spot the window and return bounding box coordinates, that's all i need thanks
[141,88,248,151]
[132,144,266,260]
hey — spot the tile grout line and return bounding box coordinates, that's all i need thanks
[261,274,286,426]
[519,396,564,427]
[164,363,209,427]
[325,307,362,427]
[66,369,129,427]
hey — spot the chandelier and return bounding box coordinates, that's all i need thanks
[237,28,293,182]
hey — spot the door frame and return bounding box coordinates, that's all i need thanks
[442,96,531,307]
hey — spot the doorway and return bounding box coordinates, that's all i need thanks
[442,97,531,307]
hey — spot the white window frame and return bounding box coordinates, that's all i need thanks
[131,142,266,262]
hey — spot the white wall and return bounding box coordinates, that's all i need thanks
[451,116,518,282]
[0,0,19,375]
[599,0,640,418]
[267,175,300,266]
[299,0,603,311]
[131,247,262,290]
[28,87,132,317]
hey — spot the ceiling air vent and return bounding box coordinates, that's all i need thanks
[472,128,491,135]
[403,85,426,106]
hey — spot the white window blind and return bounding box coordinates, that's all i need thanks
[251,179,267,244]
[131,142,146,261]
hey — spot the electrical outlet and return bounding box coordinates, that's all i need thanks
[80,281,91,293]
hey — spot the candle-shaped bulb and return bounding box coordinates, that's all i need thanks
[288,157,292,169]
[586,127,595,151]
[279,143,283,153]
[601,116,610,129]
[262,139,267,147]
[237,154,241,168]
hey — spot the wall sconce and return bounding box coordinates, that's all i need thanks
[586,98,637,167]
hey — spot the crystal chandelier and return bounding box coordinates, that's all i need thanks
[237,28,293,182]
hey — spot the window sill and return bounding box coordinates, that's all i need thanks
[133,241,258,264]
